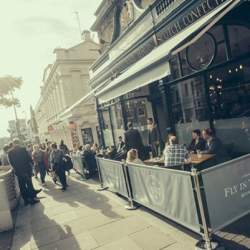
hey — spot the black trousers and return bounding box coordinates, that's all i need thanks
[55,165,67,189]
[17,174,36,202]
[38,162,46,183]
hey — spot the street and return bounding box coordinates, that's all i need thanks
[10,173,198,250]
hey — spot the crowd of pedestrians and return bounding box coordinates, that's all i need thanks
[0,138,73,206]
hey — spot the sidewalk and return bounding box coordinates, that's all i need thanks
[10,172,199,250]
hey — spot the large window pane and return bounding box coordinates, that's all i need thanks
[110,103,125,145]
[208,59,250,154]
[124,98,153,144]
[101,109,114,147]
[228,25,250,59]
[171,76,210,144]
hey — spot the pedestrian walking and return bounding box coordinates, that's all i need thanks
[8,139,41,205]
[50,143,68,191]
[59,140,69,154]
[32,145,47,186]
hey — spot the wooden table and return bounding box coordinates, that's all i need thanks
[144,154,215,168]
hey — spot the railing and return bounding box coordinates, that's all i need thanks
[155,0,178,16]
[96,155,250,250]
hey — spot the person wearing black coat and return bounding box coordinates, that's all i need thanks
[188,129,206,153]
[8,139,40,205]
[82,144,97,178]
[50,143,68,191]
[147,118,160,157]
[202,128,231,164]
[124,122,146,160]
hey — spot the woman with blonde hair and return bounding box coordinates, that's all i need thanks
[126,149,144,164]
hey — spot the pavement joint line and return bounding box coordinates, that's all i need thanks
[159,241,177,250]
[127,224,153,236]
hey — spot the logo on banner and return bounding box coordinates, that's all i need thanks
[224,173,250,199]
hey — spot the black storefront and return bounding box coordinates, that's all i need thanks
[95,1,250,157]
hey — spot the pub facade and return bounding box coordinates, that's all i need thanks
[89,0,250,156]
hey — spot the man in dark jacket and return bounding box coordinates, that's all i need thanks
[147,118,160,157]
[188,129,206,153]
[124,122,145,160]
[8,139,40,205]
[202,128,231,164]
[82,144,97,178]
[50,143,68,191]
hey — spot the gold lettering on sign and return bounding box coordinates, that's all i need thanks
[156,0,227,43]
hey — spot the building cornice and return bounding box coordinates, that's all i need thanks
[91,0,116,31]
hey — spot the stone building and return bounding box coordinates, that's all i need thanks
[35,31,100,149]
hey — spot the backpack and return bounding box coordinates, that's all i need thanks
[63,155,73,171]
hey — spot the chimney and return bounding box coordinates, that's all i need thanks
[81,30,91,41]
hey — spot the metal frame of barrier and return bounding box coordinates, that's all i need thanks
[198,154,250,247]
[95,156,250,250]
[95,157,129,199]
[72,155,87,179]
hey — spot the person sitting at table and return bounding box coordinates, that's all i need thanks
[163,135,188,169]
[105,146,117,159]
[188,129,206,153]
[126,149,144,165]
[202,128,230,163]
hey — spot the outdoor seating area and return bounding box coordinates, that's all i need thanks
[95,154,250,249]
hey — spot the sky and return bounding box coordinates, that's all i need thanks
[0,0,101,137]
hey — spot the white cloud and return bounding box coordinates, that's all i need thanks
[0,0,102,137]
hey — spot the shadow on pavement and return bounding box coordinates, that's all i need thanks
[215,214,250,250]
[42,173,122,219]
[12,202,82,250]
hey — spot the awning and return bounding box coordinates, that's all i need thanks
[59,92,94,121]
[95,0,239,104]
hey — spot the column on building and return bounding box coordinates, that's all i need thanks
[51,86,57,117]
[58,79,66,110]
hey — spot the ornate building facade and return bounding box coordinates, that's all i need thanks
[90,0,250,156]
[35,31,100,149]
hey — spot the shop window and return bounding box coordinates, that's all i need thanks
[124,97,153,144]
[228,25,250,59]
[209,25,224,43]
[101,109,114,146]
[169,55,181,80]
[110,103,124,145]
[174,25,228,78]
[186,33,216,71]
[81,128,93,145]
[170,76,210,144]
[207,58,250,154]
[213,42,227,65]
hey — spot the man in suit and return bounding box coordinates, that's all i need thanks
[124,122,145,160]
[188,129,206,153]
[202,128,230,164]
[50,143,68,191]
[8,139,40,205]
[147,118,160,157]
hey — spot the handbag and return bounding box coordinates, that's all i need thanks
[63,155,73,171]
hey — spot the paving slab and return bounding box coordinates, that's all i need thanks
[129,226,176,250]
[10,172,200,250]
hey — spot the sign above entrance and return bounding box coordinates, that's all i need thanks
[155,0,233,45]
